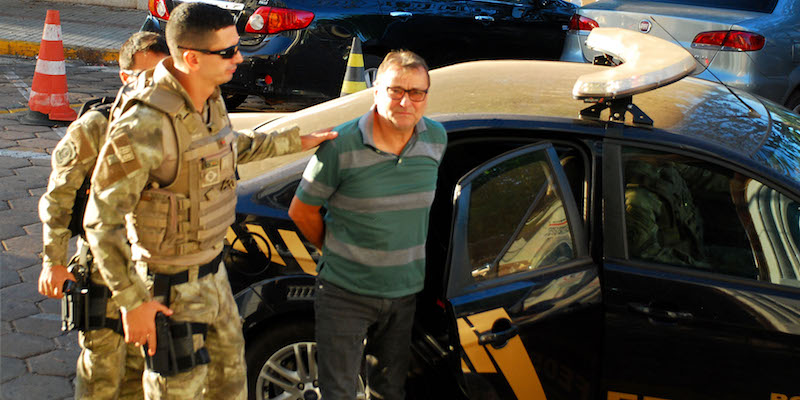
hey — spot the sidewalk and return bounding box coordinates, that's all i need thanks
[0,0,146,64]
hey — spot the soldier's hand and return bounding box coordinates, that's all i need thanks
[38,265,76,299]
[121,301,173,356]
[300,127,338,151]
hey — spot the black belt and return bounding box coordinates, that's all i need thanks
[151,252,222,306]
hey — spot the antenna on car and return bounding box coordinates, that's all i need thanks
[648,16,761,119]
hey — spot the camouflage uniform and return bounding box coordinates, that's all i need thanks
[624,160,706,266]
[83,58,302,400]
[39,101,145,400]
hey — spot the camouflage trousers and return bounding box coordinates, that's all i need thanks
[136,260,247,400]
[75,292,144,400]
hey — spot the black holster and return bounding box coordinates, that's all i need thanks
[61,255,123,334]
[144,313,210,377]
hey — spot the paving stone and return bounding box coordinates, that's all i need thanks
[30,187,46,197]
[17,138,60,150]
[37,298,61,315]
[0,157,29,170]
[28,349,78,377]
[22,223,43,237]
[0,200,9,211]
[1,282,44,303]
[1,269,21,288]
[14,314,63,338]
[0,298,38,321]
[1,356,27,383]
[1,373,72,400]
[35,130,64,141]
[4,125,53,134]
[0,130,36,140]
[1,320,12,334]
[31,157,52,167]
[9,196,39,213]
[0,252,38,272]
[2,234,45,256]
[0,138,15,149]
[54,330,80,353]
[19,264,42,283]
[0,332,54,357]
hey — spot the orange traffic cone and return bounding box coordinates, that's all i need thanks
[28,10,76,122]
[340,37,367,97]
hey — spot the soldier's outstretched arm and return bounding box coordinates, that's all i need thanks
[234,125,337,164]
[83,107,174,349]
[38,111,105,298]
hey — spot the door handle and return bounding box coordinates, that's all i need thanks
[390,11,413,18]
[474,15,495,22]
[477,319,519,348]
[628,302,694,322]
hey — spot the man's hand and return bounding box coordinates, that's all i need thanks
[300,127,338,151]
[38,265,76,299]
[121,301,173,356]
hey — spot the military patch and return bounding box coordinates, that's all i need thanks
[117,145,135,163]
[54,140,77,167]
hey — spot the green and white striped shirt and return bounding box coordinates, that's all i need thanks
[296,109,447,297]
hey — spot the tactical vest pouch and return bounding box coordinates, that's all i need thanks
[144,313,210,377]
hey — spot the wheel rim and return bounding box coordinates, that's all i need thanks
[255,341,366,400]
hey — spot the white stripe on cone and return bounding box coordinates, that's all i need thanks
[34,59,66,76]
[42,24,62,41]
[29,91,69,107]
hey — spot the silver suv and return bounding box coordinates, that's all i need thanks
[560,0,800,113]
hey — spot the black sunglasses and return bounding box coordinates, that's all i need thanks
[179,44,239,59]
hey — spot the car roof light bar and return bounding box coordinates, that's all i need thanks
[572,27,696,101]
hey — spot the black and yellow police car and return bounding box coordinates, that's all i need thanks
[223,28,800,400]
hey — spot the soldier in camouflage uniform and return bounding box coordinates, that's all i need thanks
[82,4,336,399]
[624,159,706,266]
[38,32,170,400]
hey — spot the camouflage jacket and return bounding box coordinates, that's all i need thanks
[39,103,110,271]
[83,58,302,312]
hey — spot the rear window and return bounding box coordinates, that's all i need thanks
[650,0,778,13]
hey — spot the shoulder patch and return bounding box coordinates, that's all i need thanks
[54,139,77,167]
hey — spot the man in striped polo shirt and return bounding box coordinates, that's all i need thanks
[289,50,446,400]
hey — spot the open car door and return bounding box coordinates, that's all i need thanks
[444,143,602,400]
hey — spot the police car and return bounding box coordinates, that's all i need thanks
[224,28,800,400]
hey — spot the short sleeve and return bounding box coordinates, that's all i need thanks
[295,140,340,206]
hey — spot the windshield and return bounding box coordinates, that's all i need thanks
[649,0,778,13]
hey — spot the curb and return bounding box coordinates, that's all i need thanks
[0,39,119,65]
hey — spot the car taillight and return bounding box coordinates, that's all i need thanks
[245,7,314,34]
[148,0,169,20]
[692,31,765,51]
[568,14,598,32]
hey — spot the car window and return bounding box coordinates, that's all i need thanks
[646,0,778,13]
[466,147,576,282]
[622,147,800,287]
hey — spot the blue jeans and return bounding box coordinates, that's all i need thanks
[314,279,417,400]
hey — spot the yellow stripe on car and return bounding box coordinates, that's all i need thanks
[460,308,547,400]
[225,225,286,266]
[278,229,318,276]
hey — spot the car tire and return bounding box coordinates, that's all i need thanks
[246,319,367,400]
[786,89,800,114]
[224,93,248,110]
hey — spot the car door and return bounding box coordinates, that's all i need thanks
[468,0,572,61]
[377,0,479,67]
[600,142,800,400]
[444,143,602,400]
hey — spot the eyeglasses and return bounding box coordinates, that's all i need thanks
[386,86,428,102]
[179,44,240,59]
